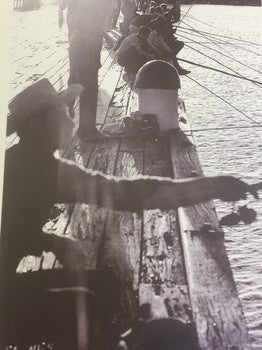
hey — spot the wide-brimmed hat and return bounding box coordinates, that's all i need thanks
[7,79,84,136]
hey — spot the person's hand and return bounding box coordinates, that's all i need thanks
[214,176,251,202]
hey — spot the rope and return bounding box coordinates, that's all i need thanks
[177,35,262,78]
[184,44,262,89]
[184,75,262,126]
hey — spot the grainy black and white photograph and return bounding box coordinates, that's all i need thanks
[0,0,261,349]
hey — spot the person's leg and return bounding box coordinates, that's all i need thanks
[78,66,99,136]
[71,34,103,137]
[172,57,190,75]
[68,35,82,117]
[165,37,190,75]
[168,39,184,56]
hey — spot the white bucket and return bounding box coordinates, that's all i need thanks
[137,88,179,132]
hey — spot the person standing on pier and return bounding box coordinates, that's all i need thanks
[59,0,114,139]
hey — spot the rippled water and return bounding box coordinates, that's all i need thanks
[178,4,262,348]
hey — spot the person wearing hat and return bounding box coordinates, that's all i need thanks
[0,79,255,278]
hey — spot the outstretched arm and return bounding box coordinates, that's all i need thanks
[56,155,251,212]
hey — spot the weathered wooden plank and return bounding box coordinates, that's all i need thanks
[126,89,139,117]
[96,62,122,125]
[110,71,132,109]
[11,49,68,97]
[170,130,250,349]
[141,135,191,322]
[104,106,126,126]
[64,138,119,265]
[139,284,192,322]
[96,137,144,340]
[16,137,94,273]
[98,50,117,85]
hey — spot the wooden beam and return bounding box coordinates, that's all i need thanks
[170,130,250,349]
[96,61,122,126]
[141,135,192,323]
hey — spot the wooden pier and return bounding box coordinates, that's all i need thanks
[13,0,41,11]
[2,6,251,350]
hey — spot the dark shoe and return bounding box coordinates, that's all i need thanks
[178,68,191,76]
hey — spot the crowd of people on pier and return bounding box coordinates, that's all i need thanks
[58,0,190,139]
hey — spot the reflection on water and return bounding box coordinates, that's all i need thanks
[179,4,262,347]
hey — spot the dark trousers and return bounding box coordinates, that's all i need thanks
[68,33,102,133]
[164,36,184,56]
[164,35,185,70]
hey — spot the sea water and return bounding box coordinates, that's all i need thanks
[179,4,262,348]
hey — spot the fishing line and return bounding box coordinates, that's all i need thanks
[177,32,262,76]
[178,57,262,85]
[184,75,262,126]
[178,22,262,58]
[179,11,218,30]
[177,0,202,27]
[177,26,228,44]
[177,25,262,48]
[184,44,262,89]
[188,125,262,133]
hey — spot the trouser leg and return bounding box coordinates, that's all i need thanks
[79,69,99,133]
[68,35,102,133]
[165,38,184,56]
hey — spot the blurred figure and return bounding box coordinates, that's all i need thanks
[64,0,114,138]
[117,26,161,78]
